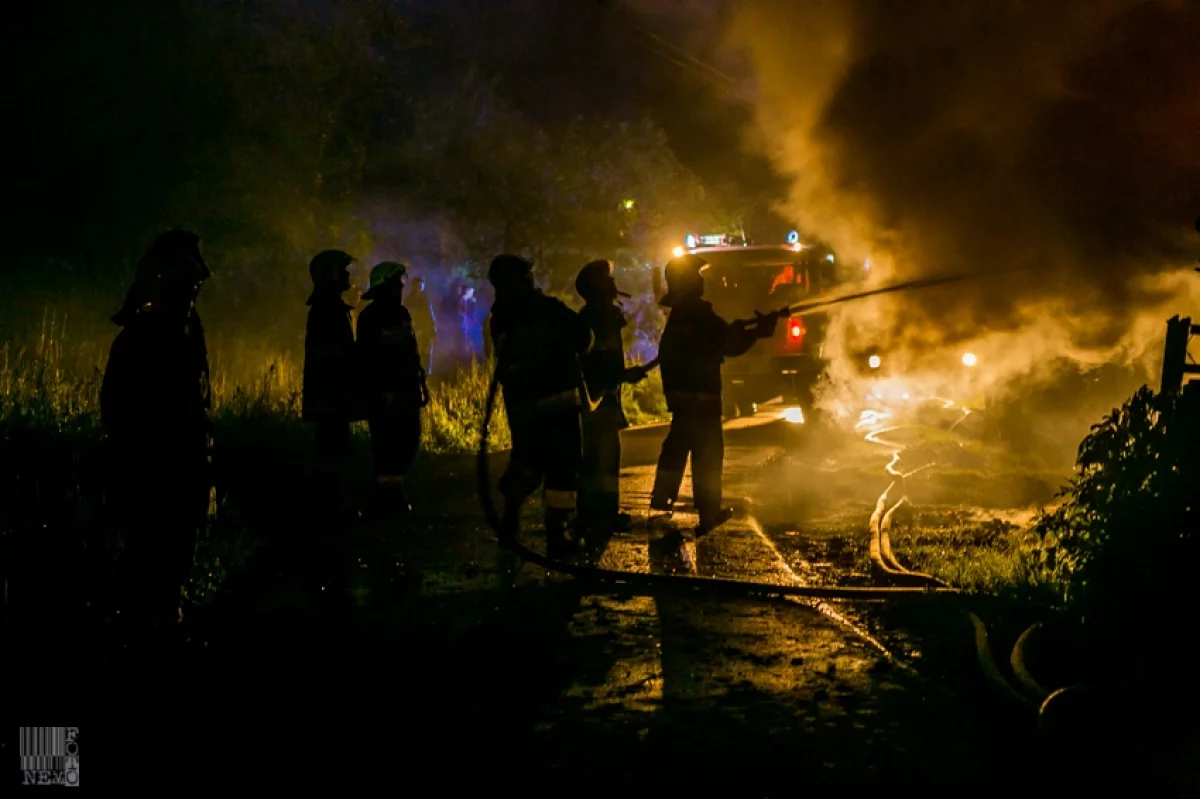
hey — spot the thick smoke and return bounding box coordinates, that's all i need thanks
[728,0,1200,428]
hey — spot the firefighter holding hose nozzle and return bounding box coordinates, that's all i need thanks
[488,254,592,556]
[650,253,778,534]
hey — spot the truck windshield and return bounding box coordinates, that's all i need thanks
[703,249,832,318]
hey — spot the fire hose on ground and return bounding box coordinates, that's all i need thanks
[862,424,1112,733]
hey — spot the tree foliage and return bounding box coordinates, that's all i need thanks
[391,79,732,287]
[9,1,731,359]
[1035,385,1198,652]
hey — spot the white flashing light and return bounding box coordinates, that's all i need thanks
[783,407,805,424]
[868,354,882,369]
[962,352,977,367]
[826,254,835,263]
[864,258,871,272]
[698,233,726,247]
[672,246,685,258]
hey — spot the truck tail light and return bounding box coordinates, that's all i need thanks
[789,318,804,340]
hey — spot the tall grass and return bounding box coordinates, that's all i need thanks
[1,323,668,529]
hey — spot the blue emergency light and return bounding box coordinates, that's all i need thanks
[685,234,697,249]
[786,230,799,244]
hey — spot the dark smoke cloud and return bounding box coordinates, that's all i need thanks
[729,0,1200,388]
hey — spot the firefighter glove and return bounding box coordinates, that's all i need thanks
[621,366,649,384]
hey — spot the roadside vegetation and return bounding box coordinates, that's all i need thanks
[883,385,1197,637]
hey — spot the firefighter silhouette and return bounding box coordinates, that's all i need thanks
[357,261,429,514]
[488,254,592,555]
[649,253,778,534]
[101,229,212,642]
[302,249,361,522]
[574,259,648,532]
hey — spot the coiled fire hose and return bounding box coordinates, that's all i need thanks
[474,365,961,600]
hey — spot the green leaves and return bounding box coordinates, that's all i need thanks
[1034,385,1197,639]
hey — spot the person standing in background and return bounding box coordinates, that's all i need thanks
[405,276,437,376]
[440,281,463,368]
[456,284,478,362]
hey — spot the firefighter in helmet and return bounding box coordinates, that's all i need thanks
[302,249,360,522]
[101,229,212,645]
[357,261,429,514]
[574,259,649,533]
[650,253,778,534]
[488,254,592,555]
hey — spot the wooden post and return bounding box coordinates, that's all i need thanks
[1160,315,1193,396]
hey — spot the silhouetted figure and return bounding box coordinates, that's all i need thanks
[302,250,358,523]
[488,254,592,555]
[358,262,428,514]
[575,259,648,533]
[405,276,437,375]
[649,254,777,534]
[440,282,463,367]
[456,284,478,361]
[101,229,212,644]
[483,309,495,363]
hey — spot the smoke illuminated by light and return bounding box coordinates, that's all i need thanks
[729,0,1200,452]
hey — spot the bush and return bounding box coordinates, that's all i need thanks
[424,361,511,454]
[1034,385,1198,655]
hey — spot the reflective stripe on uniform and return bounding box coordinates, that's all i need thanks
[535,389,581,407]
[544,489,577,509]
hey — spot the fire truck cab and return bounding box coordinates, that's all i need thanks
[663,231,842,419]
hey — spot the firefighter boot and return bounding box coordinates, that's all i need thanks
[373,475,412,516]
[544,508,577,559]
[696,507,735,536]
[498,497,520,546]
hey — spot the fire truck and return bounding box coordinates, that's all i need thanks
[658,231,844,419]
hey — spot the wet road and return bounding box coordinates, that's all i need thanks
[487,409,1041,790]
[16,406,1096,790]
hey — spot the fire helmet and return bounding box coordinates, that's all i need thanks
[112,230,209,324]
[309,250,355,286]
[487,254,533,288]
[363,261,407,300]
[658,253,709,307]
[575,259,631,302]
